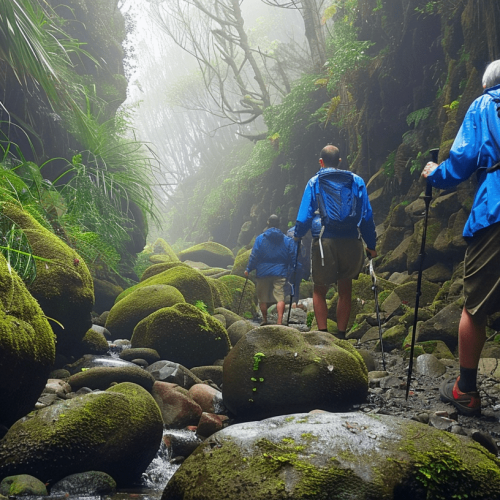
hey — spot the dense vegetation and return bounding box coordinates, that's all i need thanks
[0,0,158,286]
[155,0,500,254]
[2,0,500,284]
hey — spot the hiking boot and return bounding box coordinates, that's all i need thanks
[439,376,481,417]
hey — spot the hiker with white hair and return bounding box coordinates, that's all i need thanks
[422,59,500,417]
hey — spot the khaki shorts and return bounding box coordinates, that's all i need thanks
[311,237,364,287]
[464,222,500,319]
[255,276,286,304]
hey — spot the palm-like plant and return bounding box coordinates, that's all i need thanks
[0,1,160,282]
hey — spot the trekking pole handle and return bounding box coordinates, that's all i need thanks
[425,148,439,199]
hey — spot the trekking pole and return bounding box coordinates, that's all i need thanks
[237,276,249,316]
[286,239,302,326]
[405,148,438,400]
[368,256,386,370]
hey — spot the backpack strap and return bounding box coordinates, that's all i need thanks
[484,98,500,174]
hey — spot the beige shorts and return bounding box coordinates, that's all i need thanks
[255,276,286,304]
[464,222,500,319]
[311,237,364,286]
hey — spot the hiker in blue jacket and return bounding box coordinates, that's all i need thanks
[294,145,377,337]
[245,214,295,326]
[285,226,312,308]
[422,59,500,417]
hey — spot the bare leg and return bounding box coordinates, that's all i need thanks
[313,284,329,330]
[259,302,268,323]
[459,306,486,369]
[276,300,285,325]
[336,278,352,332]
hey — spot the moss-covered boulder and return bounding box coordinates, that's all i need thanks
[151,238,179,261]
[0,253,55,427]
[162,412,500,500]
[116,266,215,314]
[132,303,231,369]
[140,261,189,282]
[230,248,251,278]
[67,364,156,392]
[178,242,235,269]
[106,284,185,339]
[222,327,368,421]
[217,275,257,318]
[79,327,109,355]
[0,202,94,357]
[0,382,163,487]
[206,277,232,309]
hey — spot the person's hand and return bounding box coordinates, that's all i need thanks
[422,162,438,178]
[244,270,249,278]
[366,248,377,259]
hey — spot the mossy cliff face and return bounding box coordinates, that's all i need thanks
[0,253,55,427]
[162,412,500,500]
[222,327,368,421]
[0,382,163,487]
[131,302,231,369]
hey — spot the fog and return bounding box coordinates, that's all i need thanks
[118,0,310,210]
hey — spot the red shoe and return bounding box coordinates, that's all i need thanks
[439,376,481,417]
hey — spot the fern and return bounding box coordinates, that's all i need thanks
[406,107,432,128]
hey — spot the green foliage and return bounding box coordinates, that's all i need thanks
[325,13,374,93]
[0,214,37,284]
[410,151,428,175]
[194,300,209,314]
[443,100,460,116]
[406,107,432,128]
[68,229,121,276]
[306,310,315,328]
[264,74,319,153]
[382,151,396,178]
[414,450,473,499]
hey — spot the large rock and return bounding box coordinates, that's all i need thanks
[222,326,368,421]
[116,266,215,314]
[0,253,55,427]
[217,275,257,317]
[140,262,189,282]
[0,202,94,357]
[105,284,185,339]
[132,303,231,369]
[0,382,163,487]
[178,241,234,269]
[162,412,500,500]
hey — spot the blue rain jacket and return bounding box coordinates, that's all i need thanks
[294,168,377,249]
[246,227,295,278]
[427,84,500,238]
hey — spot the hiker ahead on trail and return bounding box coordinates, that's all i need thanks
[245,214,295,326]
[422,59,500,417]
[294,145,377,337]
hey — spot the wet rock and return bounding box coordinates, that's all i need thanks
[0,383,163,487]
[416,353,447,377]
[196,412,229,438]
[67,364,156,392]
[152,381,203,428]
[51,471,116,496]
[188,384,224,413]
[189,366,223,388]
[227,319,255,346]
[0,474,47,497]
[119,347,160,364]
[223,327,368,421]
[162,412,500,500]
[163,429,203,458]
[147,360,203,389]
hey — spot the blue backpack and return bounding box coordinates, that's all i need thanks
[316,169,361,231]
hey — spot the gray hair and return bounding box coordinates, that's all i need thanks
[482,60,500,88]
